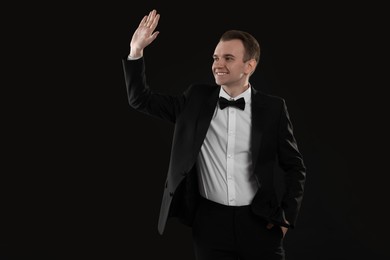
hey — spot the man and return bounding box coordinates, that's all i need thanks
[123,9,306,260]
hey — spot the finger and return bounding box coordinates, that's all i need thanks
[145,10,155,26]
[148,9,158,27]
[138,16,147,27]
[281,227,287,237]
[150,31,159,40]
[150,13,160,30]
[150,9,156,20]
[145,11,152,26]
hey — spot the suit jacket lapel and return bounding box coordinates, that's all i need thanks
[193,86,220,157]
[251,87,267,169]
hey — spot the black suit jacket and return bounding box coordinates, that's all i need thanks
[122,57,306,235]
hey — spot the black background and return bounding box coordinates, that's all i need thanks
[2,1,389,259]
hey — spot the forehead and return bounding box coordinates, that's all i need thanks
[214,39,245,57]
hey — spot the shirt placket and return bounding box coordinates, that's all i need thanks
[226,105,236,205]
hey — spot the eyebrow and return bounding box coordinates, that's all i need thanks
[213,54,236,58]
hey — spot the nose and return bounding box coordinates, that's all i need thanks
[213,59,224,68]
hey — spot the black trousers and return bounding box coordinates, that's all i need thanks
[192,196,285,260]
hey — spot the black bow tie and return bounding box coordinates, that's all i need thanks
[218,97,246,110]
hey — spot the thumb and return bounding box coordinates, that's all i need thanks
[150,31,159,40]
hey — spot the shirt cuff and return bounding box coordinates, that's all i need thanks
[127,54,142,60]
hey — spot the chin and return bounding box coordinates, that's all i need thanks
[214,79,224,86]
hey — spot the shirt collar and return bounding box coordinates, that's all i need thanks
[219,84,252,104]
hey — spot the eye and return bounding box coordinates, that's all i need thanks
[213,57,219,61]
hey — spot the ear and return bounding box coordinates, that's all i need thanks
[245,59,257,75]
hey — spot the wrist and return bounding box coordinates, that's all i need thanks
[129,48,143,59]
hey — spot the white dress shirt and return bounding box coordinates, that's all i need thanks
[196,86,259,206]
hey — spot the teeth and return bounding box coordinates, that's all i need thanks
[217,73,226,75]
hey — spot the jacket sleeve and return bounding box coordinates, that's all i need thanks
[277,99,306,228]
[122,57,191,123]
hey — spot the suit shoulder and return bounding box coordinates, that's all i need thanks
[258,91,286,106]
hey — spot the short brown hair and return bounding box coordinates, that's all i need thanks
[220,30,260,63]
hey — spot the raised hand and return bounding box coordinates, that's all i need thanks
[129,9,160,59]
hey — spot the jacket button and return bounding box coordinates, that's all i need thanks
[181,171,187,176]
[169,192,174,197]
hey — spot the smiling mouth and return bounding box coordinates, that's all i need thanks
[216,72,227,76]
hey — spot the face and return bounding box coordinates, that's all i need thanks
[212,39,253,88]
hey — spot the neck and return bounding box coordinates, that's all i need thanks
[221,84,250,98]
